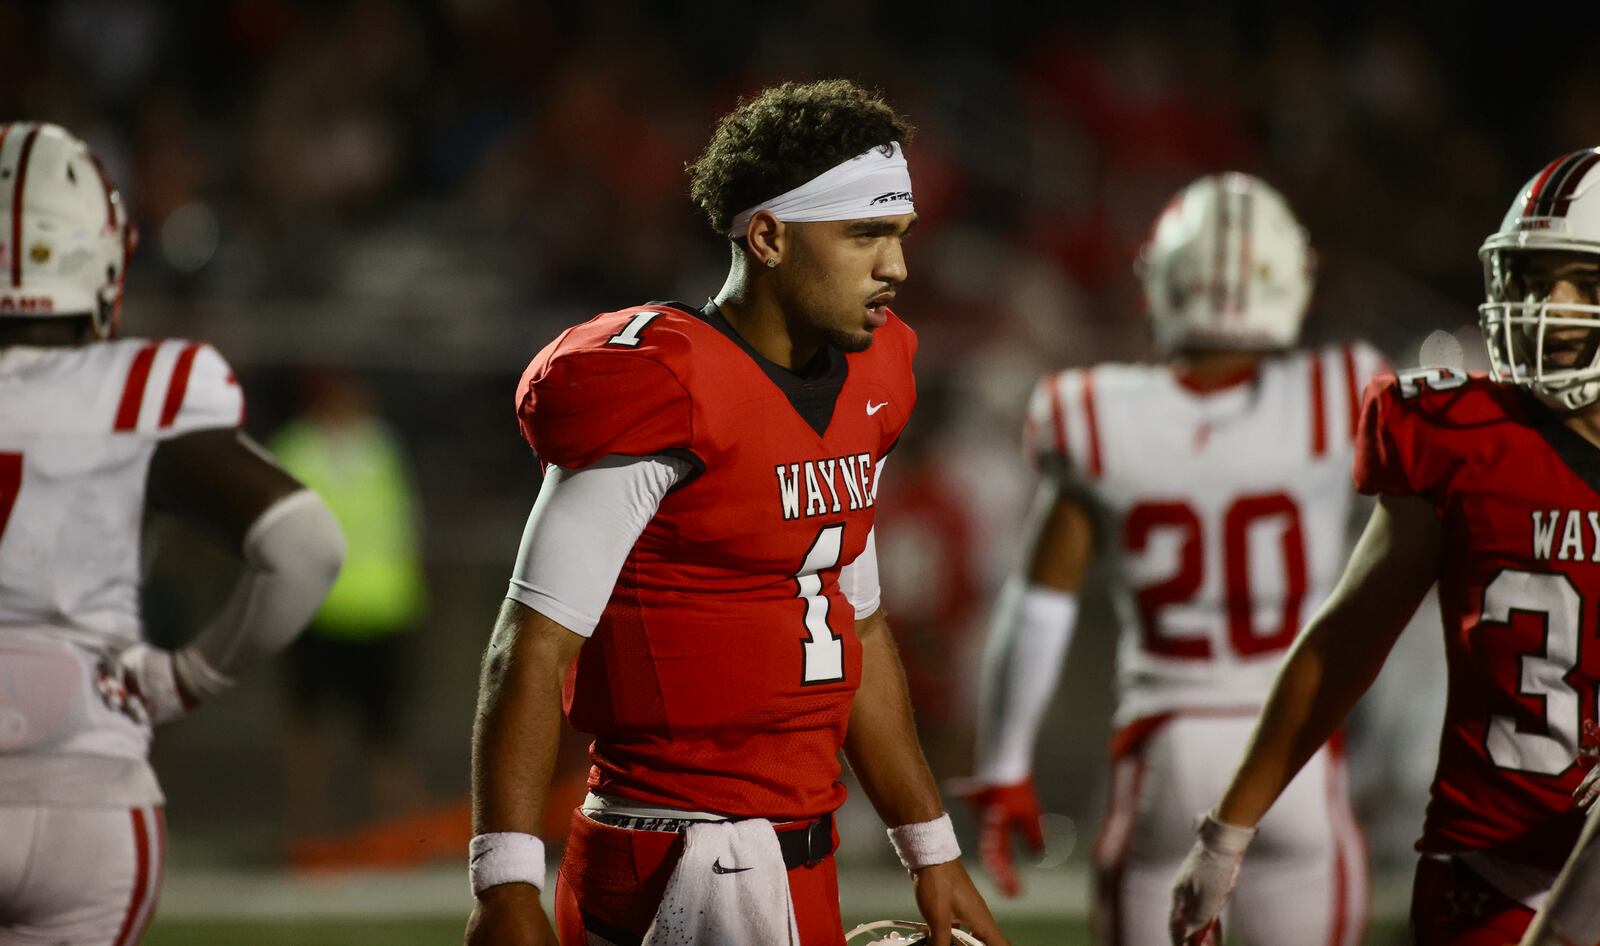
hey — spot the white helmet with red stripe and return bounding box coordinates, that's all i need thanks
[0,122,133,338]
[1480,147,1600,410]
[1138,173,1313,354]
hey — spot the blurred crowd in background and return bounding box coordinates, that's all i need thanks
[5,0,1593,873]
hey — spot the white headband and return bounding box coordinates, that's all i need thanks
[727,141,914,237]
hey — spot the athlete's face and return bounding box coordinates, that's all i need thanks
[778,215,915,353]
[1502,252,1600,371]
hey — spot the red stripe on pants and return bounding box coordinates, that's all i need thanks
[113,808,152,946]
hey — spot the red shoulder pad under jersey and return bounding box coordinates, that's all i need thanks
[515,307,696,468]
[1353,368,1520,499]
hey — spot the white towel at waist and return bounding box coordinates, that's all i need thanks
[640,818,800,946]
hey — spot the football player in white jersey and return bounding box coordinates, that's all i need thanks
[0,122,345,945]
[958,174,1379,946]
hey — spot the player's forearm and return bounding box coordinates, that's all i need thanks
[1214,616,1381,825]
[471,599,582,836]
[176,490,345,698]
[972,578,1077,783]
[1216,494,1438,826]
[845,611,945,827]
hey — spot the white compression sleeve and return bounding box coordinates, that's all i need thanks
[505,455,690,637]
[838,528,881,619]
[174,489,346,699]
[972,578,1079,784]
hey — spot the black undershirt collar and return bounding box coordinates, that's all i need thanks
[651,299,848,437]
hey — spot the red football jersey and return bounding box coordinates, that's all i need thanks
[1355,368,1600,870]
[516,301,916,820]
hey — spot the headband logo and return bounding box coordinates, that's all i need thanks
[869,191,913,206]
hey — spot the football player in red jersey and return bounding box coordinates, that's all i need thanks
[465,80,1006,946]
[1170,147,1600,946]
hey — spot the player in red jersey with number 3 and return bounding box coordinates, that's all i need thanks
[465,81,1004,946]
[1171,148,1600,946]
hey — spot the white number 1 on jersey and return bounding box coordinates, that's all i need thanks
[797,524,845,684]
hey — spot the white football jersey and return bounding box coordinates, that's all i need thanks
[0,337,242,804]
[1026,343,1386,725]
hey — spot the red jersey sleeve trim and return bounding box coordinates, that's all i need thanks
[1309,351,1328,458]
[1081,368,1103,478]
[1048,374,1070,461]
[114,341,160,432]
[158,342,203,429]
[1341,345,1362,444]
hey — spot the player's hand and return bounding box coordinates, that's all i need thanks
[98,643,194,725]
[465,883,555,946]
[910,859,1010,946]
[1169,812,1255,946]
[951,777,1045,897]
[1575,720,1600,811]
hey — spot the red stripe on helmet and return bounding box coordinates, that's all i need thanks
[1237,187,1253,317]
[89,154,118,230]
[1524,155,1567,215]
[10,124,40,289]
[1548,152,1600,218]
[1211,178,1229,317]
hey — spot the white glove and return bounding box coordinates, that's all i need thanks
[1169,812,1256,946]
[100,643,195,725]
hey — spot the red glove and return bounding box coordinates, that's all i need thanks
[955,777,1045,897]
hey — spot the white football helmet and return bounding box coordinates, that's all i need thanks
[845,920,985,945]
[1138,172,1313,354]
[0,122,134,337]
[1479,147,1600,410]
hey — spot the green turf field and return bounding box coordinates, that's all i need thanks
[142,916,1411,945]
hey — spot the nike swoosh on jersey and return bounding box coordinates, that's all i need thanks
[711,858,753,874]
[866,401,888,415]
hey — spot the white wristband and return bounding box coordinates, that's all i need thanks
[469,832,546,896]
[887,813,961,870]
[1195,812,1257,857]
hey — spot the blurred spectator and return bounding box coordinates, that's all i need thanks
[269,369,429,853]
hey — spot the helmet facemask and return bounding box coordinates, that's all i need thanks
[1479,248,1600,410]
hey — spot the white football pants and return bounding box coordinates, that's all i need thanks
[0,805,164,946]
[1092,713,1367,946]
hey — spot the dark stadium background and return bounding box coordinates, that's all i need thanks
[6,1,1594,942]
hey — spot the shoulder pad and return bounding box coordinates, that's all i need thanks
[1353,369,1513,497]
[516,307,697,468]
[112,338,244,437]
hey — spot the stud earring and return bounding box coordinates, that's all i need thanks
[765,258,779,268]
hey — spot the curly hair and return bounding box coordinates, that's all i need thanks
[687,79,915,236]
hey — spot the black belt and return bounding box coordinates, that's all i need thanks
[586,811,835,870]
